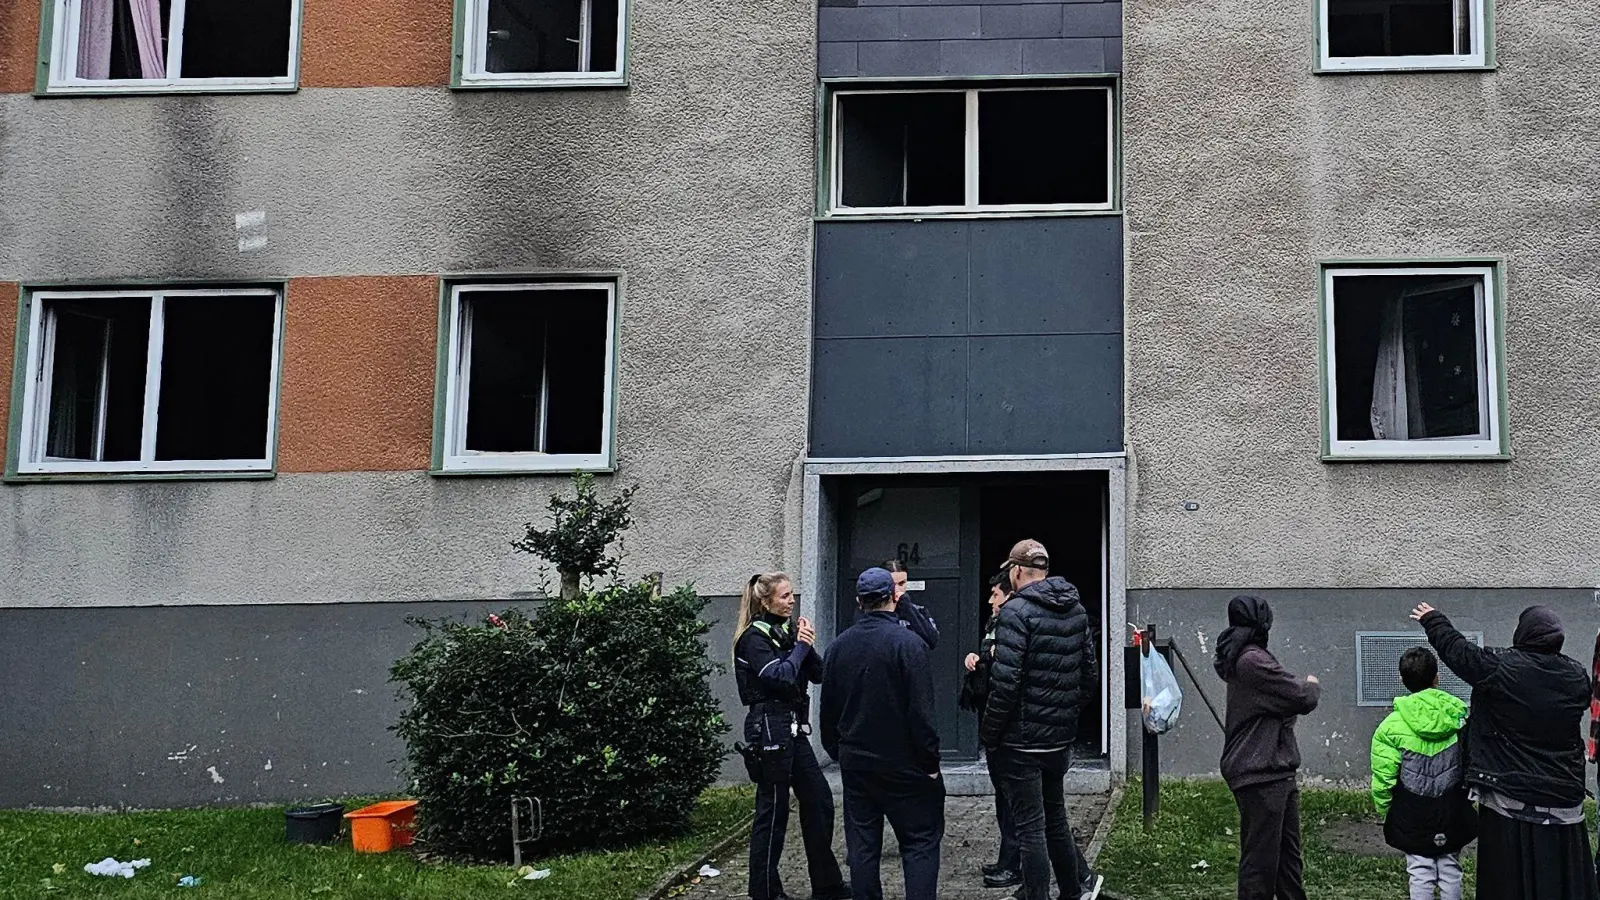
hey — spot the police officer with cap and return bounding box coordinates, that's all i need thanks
[732,571,850,900]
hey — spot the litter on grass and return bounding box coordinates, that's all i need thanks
[84,858,151,879]
[178,875,203,887]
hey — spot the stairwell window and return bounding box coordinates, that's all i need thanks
[438,281,617,473]
[1321,264,1506,460]
[1319,0,1490,71]
[45,0,301,92]
[459,0,627,87]
[14,287,284,476]
[828,84,1116,216]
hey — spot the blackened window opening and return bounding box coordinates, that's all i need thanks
[461,289,607,456]
[181,0,294,78]
[978,89,1109,207]
[1332,274,1485,442]
[486,0,620,74]
[1327,0,1467,57]
[838,93,965,209]
[154,296,276,461]
[43,299,150,461]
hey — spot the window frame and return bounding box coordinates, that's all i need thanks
[1319,262,1509,461]
[10,285,286,478]
[455,0,630,89]
[435,279,619,475]
[825,84,1118,218]
[1314,0,1494,73]
[40,0,304,94]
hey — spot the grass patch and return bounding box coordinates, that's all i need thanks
[1096,780,1478,900]
[0,787,752,900]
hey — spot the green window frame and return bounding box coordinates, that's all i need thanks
[1313,0,1496,74]
[1317,258,1510,462]
[451,0,631,89]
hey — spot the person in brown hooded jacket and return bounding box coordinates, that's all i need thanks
[1214,595,1321,900]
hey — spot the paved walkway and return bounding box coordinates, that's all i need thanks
[678,788,1112,900]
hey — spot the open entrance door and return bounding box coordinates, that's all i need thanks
[833,473,1110,763]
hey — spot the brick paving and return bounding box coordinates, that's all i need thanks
[676,786,1112,900]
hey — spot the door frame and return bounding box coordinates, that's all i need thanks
[801,453,1128,780]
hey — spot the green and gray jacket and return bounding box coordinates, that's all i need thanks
[1370,688,1476,856]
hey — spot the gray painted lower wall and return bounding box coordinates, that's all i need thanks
[1124,588,1600,783]
[0,597,744,809]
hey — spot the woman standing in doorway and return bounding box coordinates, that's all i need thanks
[1415,603,1597,900]
[1215,595,1321,900]
[884,559,940,649]
[733,572,850,900]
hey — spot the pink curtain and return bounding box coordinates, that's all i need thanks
[75,0,115,79]
[127,0,166,78]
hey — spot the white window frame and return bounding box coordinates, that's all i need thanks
[827,85,1117,217]
[1322,265,1503,459]
[441,281,617,473]
[1318,0,1488,72]
[16,287,284,475]
[460,0,628,87]
[46,0,302,93]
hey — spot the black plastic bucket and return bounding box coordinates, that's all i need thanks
[285,803,345,844]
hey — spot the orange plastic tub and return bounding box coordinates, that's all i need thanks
[344,800,418,853]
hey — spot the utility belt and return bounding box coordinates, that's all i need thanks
[735,701,810,784]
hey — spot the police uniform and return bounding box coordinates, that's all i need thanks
[735,612,848,900]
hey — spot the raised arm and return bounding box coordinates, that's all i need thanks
[1238,649,1321,717]
[1415,605,1498,687]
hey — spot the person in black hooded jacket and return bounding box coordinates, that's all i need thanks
[981,540,1098,900]
[1414,602,1598,900]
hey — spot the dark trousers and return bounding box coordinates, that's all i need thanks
[1232,779,1306,900]
[990,747,1079,900]
[748,738,845,900]
[987,761,1021,872]
[841,768,945,900]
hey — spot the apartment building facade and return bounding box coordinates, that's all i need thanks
[0,0,818,807]
[2,0,1597,807]
[1123,0,1600,776]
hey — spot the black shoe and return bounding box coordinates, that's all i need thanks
[983,869,1023,889]
[981,863,1004,878]
[812,884,852,900]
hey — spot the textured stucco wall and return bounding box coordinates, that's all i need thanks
[0,0,817,605]
[1125,588,1600,780]
[0,0,38,93]
[299,0,454,88]
[1123,1,1600,589]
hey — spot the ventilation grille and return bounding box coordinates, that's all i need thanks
[1355,631,1483,707]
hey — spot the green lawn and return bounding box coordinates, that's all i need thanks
[0,787,753,900]
[1095,780,1478,900]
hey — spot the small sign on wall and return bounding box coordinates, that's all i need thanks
[905,581,926,592]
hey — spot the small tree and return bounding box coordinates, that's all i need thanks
[513,473,636,600]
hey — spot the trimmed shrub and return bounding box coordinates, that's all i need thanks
[392,582,728,859]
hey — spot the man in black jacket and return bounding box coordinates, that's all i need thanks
[982,540,1098,900]
[821,567,944,900]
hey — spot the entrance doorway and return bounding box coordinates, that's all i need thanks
[833,472,1110,762]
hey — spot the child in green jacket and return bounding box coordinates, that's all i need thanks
[1370,647,1476,900]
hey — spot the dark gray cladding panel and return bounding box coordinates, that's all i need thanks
[812,216,1124,458]
[969,217,1123,335]
[0,599,745,809]
[968,333,1122,454]
[810,337,969,457]
[815,221,970,338]
[819,2,1121,78]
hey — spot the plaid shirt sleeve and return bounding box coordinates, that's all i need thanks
[1589,630,1600,762]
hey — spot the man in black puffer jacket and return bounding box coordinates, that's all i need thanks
[981,540,1099,900]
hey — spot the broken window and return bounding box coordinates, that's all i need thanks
[832,85,1115,213]
[1324,266,1503,458]
[443,282,615,471]
[1322,0,1485,69]
[466,0,626,83]
[21,288,282,474]
[53,0,298,89]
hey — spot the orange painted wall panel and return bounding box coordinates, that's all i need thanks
[300,0,453,88]
[0,284,16,464]
[277,276,439,473]
[0,0,41,94]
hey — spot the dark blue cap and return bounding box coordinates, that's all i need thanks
[856,567,895,602]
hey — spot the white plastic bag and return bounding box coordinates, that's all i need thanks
[1140,648,1183,734]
